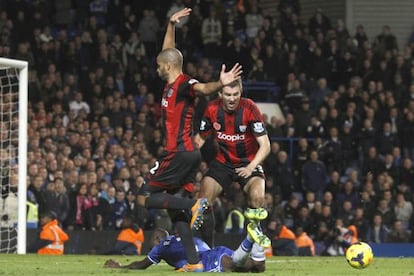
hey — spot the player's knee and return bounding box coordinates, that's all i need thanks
[250,195,265,208]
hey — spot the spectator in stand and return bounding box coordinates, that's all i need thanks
[374,25,398,55]
[245,5,264,41]
[302,191,316,211]
[282,195,300,229]
[27,175,47,218]
[138,9,160,58]
[382,154,400,184]
[376,121,399,158]
[366,213,389,243]
[394,192,413,231]
[325,171,341,197]
[225,36,250,72]
[401,111,414,161]
[350,207,369,241]
[336,180,359,210]
[386,220,410,243]
[305,115,325,138]
[125,189,149,229]
[201,8,222,59]
[308,8,331,37]
[27,211,69,255]
[361,147,384,179]
[260,44,278,82]
[376,198,396,229]
[285,78,306,113]
[263,141,280,178]
[294,97,312,137]
[302,150,328,200]
[111,189,127,230]
[295,226,315,256]
[112,215,145,255]
[248,58,267,81]
[292,138,310,176]
[266,218,298,256]
[399,157,414,189]
[323,218,357,256]
[310,78,332,111]
[272,150,299,200]
[43,177,70,226]
[66,183,96,230]
[295,205,315,237]
[336,200,354,227]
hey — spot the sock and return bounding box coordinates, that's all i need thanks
[175,221,200,264]
[251,243,266,262]
[145,193,196,210]
[232,236,254,266]
[200,206,215,247]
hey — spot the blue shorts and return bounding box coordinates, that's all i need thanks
[200,246,234,272]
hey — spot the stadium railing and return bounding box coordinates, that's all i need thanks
[243,81,280,102]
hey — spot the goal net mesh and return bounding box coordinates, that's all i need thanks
[0,66,20,253]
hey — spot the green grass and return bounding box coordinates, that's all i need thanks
[0,254,413,275]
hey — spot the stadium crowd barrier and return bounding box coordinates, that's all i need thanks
[243,81,280,102]
[24,229,414,257]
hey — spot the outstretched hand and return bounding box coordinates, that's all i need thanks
[170,7,192,24]
[219,63,243,87]
[104,259,121,268]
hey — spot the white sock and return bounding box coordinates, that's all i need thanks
[251,243,266,262]
[232,236,253,266]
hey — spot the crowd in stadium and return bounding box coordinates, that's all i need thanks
[1,0,414,255]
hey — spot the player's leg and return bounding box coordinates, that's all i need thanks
[137,151,208,230]
[198,176,223,204]
[242,176,271,248]
[198,161,232,247]
[138,192,207,230]
[232,222,269,267]
[233,222,263,266]
[197,175,222,247]
[137,192,195,210]
[243,176,268,222]
[169,209,204,272]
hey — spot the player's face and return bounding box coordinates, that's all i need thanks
[221,85,241,112]
[156,59,168,81]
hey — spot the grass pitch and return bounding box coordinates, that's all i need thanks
[0,254,413,275]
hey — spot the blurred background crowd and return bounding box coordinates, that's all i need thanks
[0,0,414,255]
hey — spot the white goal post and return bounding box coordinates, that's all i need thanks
[0,57,28,254]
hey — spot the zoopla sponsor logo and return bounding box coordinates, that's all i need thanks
[217,132,245,142]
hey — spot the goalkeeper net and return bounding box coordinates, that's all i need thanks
[0,58,28,254]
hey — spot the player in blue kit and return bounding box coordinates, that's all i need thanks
[104,223,267,272]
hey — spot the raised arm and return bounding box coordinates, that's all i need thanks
[194,63,243,96]
[162,8,192,50]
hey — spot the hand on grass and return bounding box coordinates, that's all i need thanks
[104,259,121,268]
